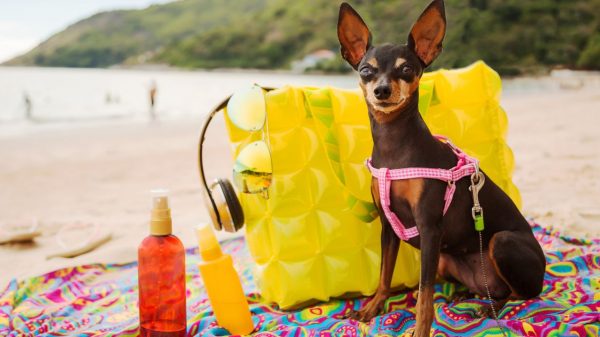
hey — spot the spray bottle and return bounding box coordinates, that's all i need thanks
[196,223,254,335]
[138,189,186,337]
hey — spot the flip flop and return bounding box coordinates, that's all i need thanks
[46,222,112,259]
[0,218,41,244]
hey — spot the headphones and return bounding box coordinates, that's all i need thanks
[197,95,246,233]
[199,86,275,232]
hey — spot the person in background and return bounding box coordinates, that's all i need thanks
[23,92,33,121]
[149,80,158,120]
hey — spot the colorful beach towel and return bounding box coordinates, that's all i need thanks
[1,223,598,336]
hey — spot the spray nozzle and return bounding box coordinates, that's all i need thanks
[150,188,172,236]
[151,189,170,209]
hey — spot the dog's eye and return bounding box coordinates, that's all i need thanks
[359,67,375,77]
[402,65,413,75]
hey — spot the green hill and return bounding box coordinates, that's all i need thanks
[6,0,267,68]
[6,0,600,74]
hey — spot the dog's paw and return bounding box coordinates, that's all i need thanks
[343,309,361,321]
[344,308,377,322]
[412,327,436,337]
[449,290,471,304]
[344,301,384,322]
[476,304,495,318]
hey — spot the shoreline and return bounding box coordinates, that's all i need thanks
[1,66,599,131]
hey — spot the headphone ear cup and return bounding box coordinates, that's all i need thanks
[216,179,245,232]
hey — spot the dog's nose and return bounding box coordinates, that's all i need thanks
[374,85,391,100]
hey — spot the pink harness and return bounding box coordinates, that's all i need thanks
[366,136,479,241]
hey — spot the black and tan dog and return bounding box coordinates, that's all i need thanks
[337,1,546,335]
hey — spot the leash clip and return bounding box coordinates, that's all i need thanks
[469,171,485,222]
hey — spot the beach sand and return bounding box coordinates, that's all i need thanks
[1,82,599,288]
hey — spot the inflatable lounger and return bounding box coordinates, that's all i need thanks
[224,61,521,309]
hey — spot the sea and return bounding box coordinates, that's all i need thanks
[0,67,356,125]
[1,66,598,135]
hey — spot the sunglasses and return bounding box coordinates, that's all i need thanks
[226,85,273,199]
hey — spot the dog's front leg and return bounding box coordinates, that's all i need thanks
[348,216,400,322]
[414,223,442,337]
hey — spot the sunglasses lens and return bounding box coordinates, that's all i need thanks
[227,85,266,131]
[233,140,272,195]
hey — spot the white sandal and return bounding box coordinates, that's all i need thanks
[46,222,112,259]
[0,218,41,244]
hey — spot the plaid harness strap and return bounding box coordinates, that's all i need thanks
[365,136,479,241]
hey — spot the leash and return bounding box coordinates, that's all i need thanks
[470,170,509,337]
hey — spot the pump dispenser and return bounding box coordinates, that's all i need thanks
[196,223,254,335]
[150,189,172,235]
[138,189,186,337]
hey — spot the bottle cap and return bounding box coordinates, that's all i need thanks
[150,189,172,236]
[196,223,223,261]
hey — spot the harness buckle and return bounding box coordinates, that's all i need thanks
[447,179,455,188]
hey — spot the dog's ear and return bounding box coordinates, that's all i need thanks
[408,0,446,67]
[337,2,372,69]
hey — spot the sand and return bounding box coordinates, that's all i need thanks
[1,80,599,288]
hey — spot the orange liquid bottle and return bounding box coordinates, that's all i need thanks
[138,190,186,337]
[196,224,254,335]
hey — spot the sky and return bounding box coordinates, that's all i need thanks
[0,0,173,63]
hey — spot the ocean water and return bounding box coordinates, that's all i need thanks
[1,66,598,132]
[0,66,356,126]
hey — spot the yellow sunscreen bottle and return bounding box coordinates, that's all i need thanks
[196,224,254,335]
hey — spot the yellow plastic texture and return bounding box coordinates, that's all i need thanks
[223,61,521,309]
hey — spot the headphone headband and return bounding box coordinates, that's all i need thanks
[198,95,232,229]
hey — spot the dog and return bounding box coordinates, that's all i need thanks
[337,1,546,335]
